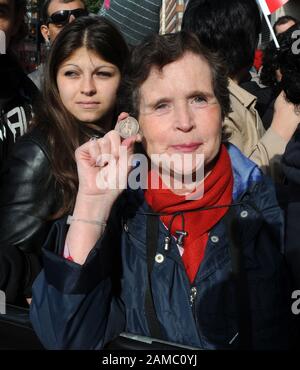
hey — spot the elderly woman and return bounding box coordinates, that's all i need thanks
[30,32,291,350]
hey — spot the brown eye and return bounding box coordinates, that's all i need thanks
[64,71,78,77]
[191,96,208,107]
[96,71,113,78]
[155,103,169,110]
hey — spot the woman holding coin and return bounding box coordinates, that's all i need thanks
[31,32,291,350]
[0,16,128,306]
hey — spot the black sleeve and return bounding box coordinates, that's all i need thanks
[282,131,300,288]
[0,136,58,303]
[30,206,124,349]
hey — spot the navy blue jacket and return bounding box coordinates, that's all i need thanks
[30,145,291,349]
[282,130,300,289]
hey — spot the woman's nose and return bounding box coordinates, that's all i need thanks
[80,76,96,96]
[175,104,194,132]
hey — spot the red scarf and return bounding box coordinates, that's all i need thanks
[144,144,233,283]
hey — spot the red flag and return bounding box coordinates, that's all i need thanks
[104,0,110,10]
[257,0,290,15]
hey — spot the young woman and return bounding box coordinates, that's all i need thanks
[0,16,128,306]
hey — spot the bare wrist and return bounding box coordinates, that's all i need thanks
[73,192,114,222]
[270,119,298,143]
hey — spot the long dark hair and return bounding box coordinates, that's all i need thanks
[261,23,300,105]
[33,16,128,217]
[260,41,280,91]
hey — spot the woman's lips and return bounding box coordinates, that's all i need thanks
[171,143,202,153]
[76,102,100,109]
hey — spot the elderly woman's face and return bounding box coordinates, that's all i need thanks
[138,52,222,176]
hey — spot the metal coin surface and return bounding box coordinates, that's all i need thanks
[116,116,140,138]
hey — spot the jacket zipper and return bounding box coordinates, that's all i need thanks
[189,286,203,347]
[190,286,197,308]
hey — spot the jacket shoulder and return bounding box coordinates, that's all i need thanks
[0,129,57,252]
[4,126,51,174]
[19,69,39,102]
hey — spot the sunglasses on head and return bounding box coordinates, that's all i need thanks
[47,8,88,26]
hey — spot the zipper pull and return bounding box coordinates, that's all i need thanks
[164,236,171,251]
[175,230,188,247]
[190,287,197,307]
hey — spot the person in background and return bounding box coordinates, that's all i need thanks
[0,0,38,165]
[260,22,300,129]
[28,0,88,89]
[0,16,128,306]
[30,32,291,350]
[273,15,298,35]
[281,127,300,348]
[275,23,300,287]
[182,0,300,181]
[98,0,162,46]
[258,41,282,129]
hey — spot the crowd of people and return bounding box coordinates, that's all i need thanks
[1,0,300,350]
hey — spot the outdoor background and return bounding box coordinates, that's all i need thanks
[18,0,300,74]
[18,0,104,72]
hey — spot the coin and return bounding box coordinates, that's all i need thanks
[115,116,140,139]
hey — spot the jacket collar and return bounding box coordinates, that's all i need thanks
[226,143,262,200]
[228,79,257,109]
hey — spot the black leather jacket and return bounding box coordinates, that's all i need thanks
[0,127,60,305]
[0,53,38,166]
